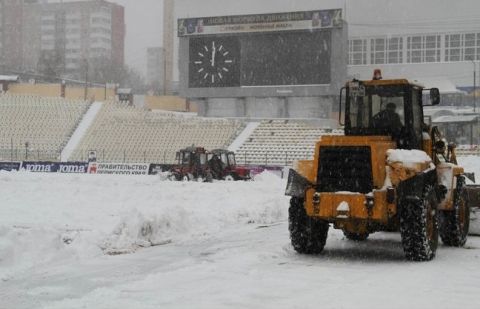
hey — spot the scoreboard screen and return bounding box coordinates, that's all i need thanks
[241,31,331,86]
[188,30,332,88]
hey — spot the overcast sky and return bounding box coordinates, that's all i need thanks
[108,0,164,76]
[99,0,480,78]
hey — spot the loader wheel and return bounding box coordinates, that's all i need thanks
[288,197,329,254]
[439,176,470,247]
[343,231,369,241]
[400,185,438,261]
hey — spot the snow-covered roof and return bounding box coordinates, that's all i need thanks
[433,115,479,123]
[0,75,19,82]
[423,106,477,118]
[413,78,464,94]
[117,88,132,94]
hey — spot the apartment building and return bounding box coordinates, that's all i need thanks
[0,0,125,79]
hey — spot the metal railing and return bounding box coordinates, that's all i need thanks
[0,147,314,167]
[0,148,61,162]
[2,147,477,166]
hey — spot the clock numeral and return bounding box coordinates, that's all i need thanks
[223,51,229,56]
[219,45,223,51]
[194,61,202,64]
[204,73,209,79]
[204,46,208,52]
[218,73,223,79]
[222,67,229,72]
[212,75,215,83]
[198,68,204,73]
[224,60,233,64]
[198,52,204,57]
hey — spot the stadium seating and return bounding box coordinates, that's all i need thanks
[235,119,343,166]
[0,93,344,167]
[0,94,90,161]
[69,102,244,163]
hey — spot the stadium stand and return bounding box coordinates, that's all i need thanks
[235,119,343,166]
[0,94,90,161]
[69,102,244,163]
[0,94,345,166]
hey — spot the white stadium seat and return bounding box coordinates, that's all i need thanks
[0,94,90,161]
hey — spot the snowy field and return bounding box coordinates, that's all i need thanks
[0,156,479,309]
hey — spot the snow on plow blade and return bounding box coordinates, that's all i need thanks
[467,185,480,235]
[285,169,312,198]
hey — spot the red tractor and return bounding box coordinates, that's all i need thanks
[168,147,213,182]
[208,149,251,181]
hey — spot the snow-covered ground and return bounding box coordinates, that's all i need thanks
[1,158,480,309]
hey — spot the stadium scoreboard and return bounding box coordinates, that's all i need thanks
[178,9,347,98]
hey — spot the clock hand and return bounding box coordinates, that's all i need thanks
[211,41,216,67]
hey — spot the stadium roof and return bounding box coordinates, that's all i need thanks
[0,75,19,82]
[433,115,479,123]
[413,78,465,94]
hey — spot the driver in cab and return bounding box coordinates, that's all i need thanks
[372,102,403,135]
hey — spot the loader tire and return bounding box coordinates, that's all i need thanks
[400,185,438,261]
[288,197,329,254]
[343,231,369,241]
[439,176,469,247]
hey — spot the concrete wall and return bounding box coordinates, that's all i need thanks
[65,87,116,101]
[8,84,61,97]
[146,95,198,113]
[7,83,115,101]
[287,97,333,119]
[196,96,333,118]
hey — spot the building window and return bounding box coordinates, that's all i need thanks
[370,37,403,64]
[371,38,385,64]
[348,39,367,65]
[445,34,462,62]
[407,35,440,63]
[387,37,403,64]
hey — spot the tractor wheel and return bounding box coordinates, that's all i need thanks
[166,173,177,181]
[205,172,213,183]
[439,176,470,247]
[288,197,329,254]
[224,174,235,181]
[182,174,192,182]
[343,231,369,241]
[400,185,438,261]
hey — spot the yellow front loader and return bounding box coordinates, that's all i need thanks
[286,74,472,261]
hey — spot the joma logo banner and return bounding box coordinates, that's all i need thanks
[21,162,56,172]
[20,162,88,173]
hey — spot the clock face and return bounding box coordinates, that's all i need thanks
[189,37,240,88]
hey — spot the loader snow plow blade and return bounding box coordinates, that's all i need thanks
[467,185,480,235]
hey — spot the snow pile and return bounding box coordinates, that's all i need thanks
[103,172,287,254]
[386,149,432,164]
[458,156,480,184]
[0,171,289,278]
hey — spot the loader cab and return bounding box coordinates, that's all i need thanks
[343,79,427,150]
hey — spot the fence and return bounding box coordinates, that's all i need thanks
[2,147,478,166]
[0,147,312,166]
[0,148,61,162]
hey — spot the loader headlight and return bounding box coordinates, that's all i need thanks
[313,192,320,205]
